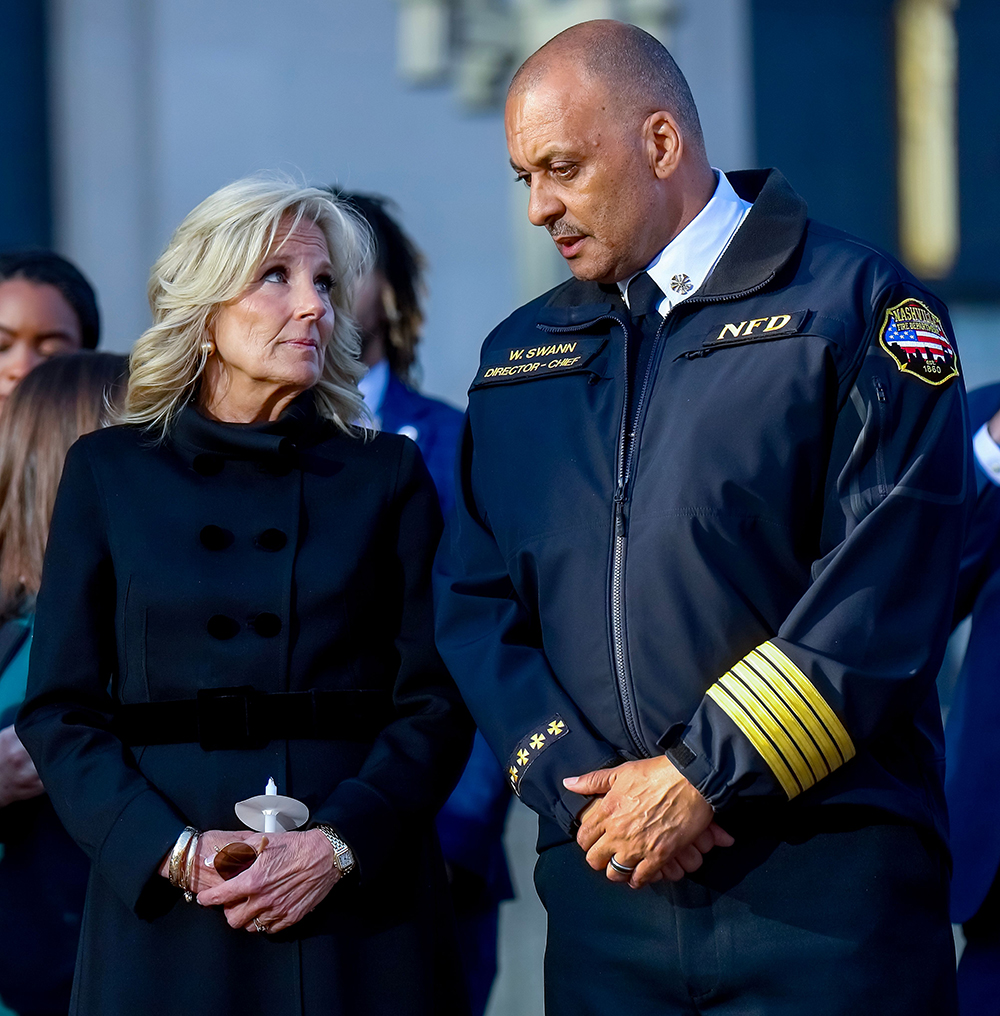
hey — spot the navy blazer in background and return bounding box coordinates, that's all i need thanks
[946,381,1000,923]
[380,372,465,519]
[378,371,512,1016]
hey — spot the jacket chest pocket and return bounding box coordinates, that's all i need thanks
[469,336,609,391]
[676,310,813,360]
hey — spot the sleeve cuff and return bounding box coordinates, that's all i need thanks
[97,788,187,916]
[672,640,856,804]
[313,778,400,886]
[506,713,622,835]
[973,423,1000,487]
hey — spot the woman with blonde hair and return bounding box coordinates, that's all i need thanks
[18,178,472,1016]
[0,351,127,1016]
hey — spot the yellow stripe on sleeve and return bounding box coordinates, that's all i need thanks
[707,681,802,799]
[717,673,816,793]
[730,660,830,785]
[744,650,843,771]
[755,642,856,765]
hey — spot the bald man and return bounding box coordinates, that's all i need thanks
[434,20,968,1015]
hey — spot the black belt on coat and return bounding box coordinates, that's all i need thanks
[112,686,395,750]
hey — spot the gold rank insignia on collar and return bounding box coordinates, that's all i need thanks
[506,715,570,795]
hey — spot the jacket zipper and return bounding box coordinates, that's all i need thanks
[539,311,651,757]
[610,312,666,759]
[873,376,888,498]
[538,274,777,760]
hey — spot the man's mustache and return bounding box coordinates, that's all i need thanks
[547,220,586,239]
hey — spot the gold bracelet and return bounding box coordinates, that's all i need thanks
[168,827,197,888]
[182,831,200,902]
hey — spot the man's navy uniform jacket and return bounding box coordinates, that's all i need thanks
[434,169,971,847]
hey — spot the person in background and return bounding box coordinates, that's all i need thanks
[337,190,512,1016]
[945,386,1000,1016]
[0,352,128,1016]
[334,192,464,513]
[0,252,101,410]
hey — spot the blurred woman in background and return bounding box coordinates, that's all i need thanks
[0,352,128,1016]
[0,252,101,410]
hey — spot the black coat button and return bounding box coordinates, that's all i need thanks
[200,525,234,551]
[193,454,224,476]
[254,529,287,552]
[251,612,282,638]
[207,615,240,640]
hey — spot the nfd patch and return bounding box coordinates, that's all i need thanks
[878,298,958,386]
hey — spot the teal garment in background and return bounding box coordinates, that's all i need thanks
[0,618,32,1016]
[0,619,32,722]
[0,617,31,859]
[0,612,88,1016]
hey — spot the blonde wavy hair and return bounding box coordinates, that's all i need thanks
[117,176,372,438]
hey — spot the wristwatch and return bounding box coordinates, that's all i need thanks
[314,823,356,875]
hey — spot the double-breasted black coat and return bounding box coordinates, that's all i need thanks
[17,394,473,1016]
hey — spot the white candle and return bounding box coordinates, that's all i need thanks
[263,778,278,832]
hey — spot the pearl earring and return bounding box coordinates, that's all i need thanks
[200,340,215,356]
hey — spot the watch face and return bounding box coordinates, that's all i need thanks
[335,846,354,872]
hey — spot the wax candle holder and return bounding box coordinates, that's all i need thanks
[235,777,310,833]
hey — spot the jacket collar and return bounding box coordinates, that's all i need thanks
[697,169,808,298]
[170,389,321,469]
[534,169,808,329]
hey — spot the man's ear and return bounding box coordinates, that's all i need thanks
[645,111,683,180]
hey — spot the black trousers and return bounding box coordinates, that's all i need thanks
[534,806,957,1016]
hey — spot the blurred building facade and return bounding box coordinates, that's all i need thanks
[2,0,995,401]
[1,0,758,409]
[1,2,998,1014]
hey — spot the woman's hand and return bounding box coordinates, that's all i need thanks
[0,724,44,807]
[196,829,341,934]
[157,828,264,893]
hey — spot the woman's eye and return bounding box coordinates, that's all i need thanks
[316,275,336,294]
[38,339,73,358]
[262,267,286,283]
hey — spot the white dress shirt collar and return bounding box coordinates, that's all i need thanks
[618,170,752,317]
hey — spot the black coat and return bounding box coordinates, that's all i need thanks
[17,395,473,1016]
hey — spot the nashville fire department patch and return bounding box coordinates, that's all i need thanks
[878,298,959,386]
